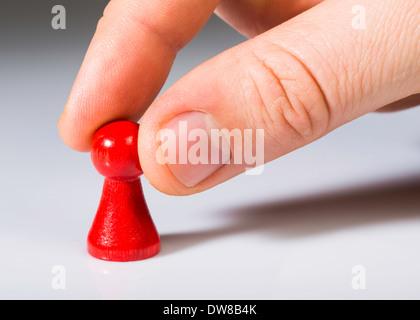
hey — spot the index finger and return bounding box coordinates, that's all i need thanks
[58,0,220,151]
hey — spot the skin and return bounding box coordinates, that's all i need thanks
[58,0,420,196]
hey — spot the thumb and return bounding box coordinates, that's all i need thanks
[139,0,420,195]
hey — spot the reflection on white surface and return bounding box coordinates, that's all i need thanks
[86,257,147,300]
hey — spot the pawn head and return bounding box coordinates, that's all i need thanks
[91,121,142,181]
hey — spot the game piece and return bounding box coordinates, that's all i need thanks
[87,121,160,262]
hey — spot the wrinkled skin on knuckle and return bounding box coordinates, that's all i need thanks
[359,1,420,100]
[242,41,331,146]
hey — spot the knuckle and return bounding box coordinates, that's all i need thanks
[244,41,331,143]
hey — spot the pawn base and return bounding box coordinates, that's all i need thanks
[87,178,160,262]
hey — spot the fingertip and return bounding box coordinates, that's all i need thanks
[58,107,91,152]
[58,0,221,157]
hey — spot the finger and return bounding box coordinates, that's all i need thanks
[216,0,323,37]
[376,94,420,113]
[138,0,420,195]
[58,0,220,152]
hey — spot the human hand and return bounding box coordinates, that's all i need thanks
[58,0,420,195]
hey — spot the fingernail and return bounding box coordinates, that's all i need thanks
[159,111,231,187]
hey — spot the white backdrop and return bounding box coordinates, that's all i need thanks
[1,2,420,299]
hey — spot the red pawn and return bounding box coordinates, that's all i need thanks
[88,121,160,262]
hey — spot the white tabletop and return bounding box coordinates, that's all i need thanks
[1,8,420,300]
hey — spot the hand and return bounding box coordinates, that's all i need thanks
[58,0,420,195]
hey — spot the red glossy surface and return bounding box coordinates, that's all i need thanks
[88,121,160,262]
[88,178,160,262]
[91,121,143,181]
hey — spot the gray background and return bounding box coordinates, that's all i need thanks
[1,1,420,299]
